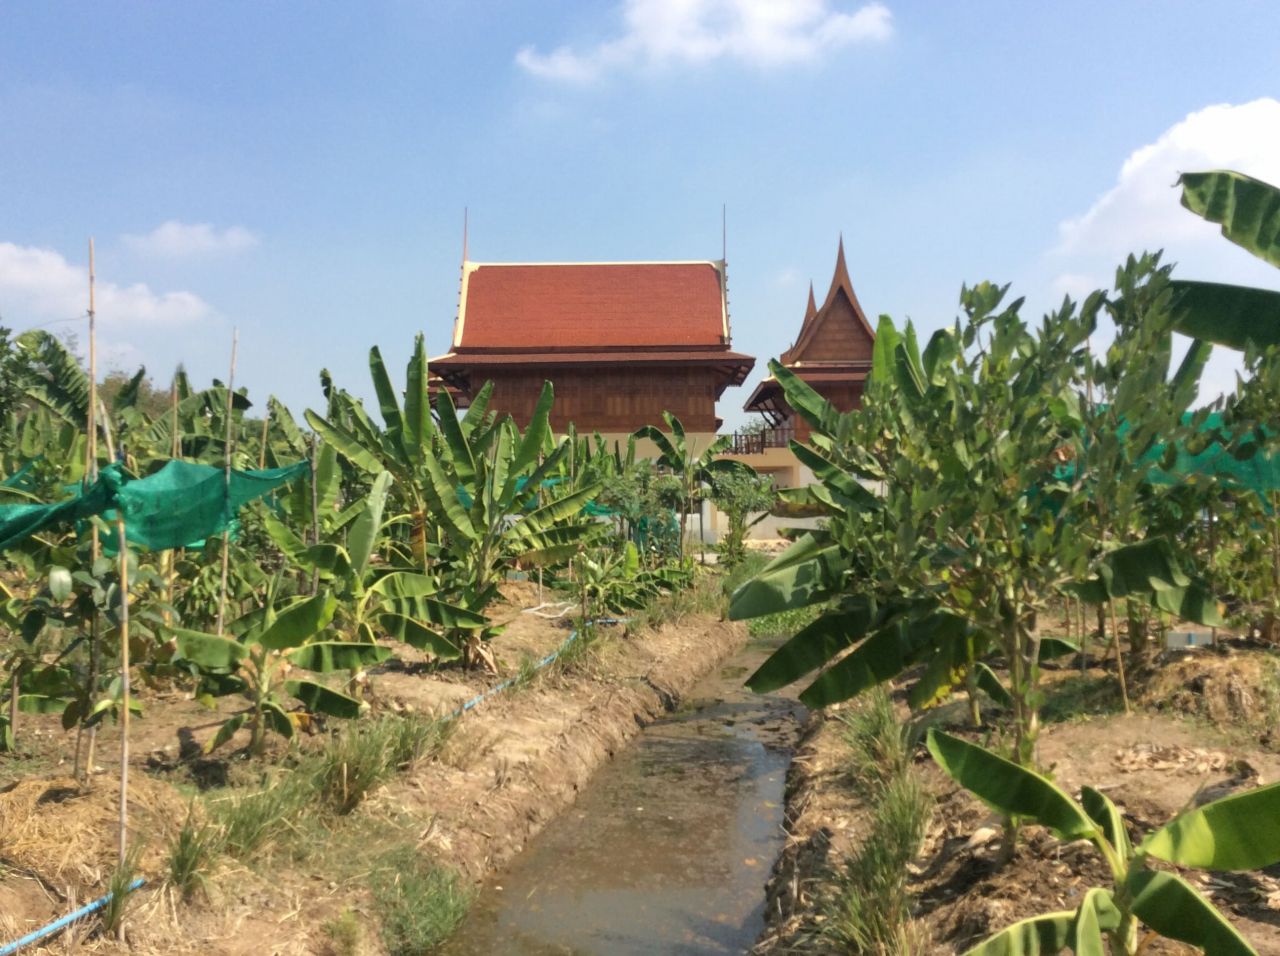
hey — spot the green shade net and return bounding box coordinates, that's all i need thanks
[0,459,308,552]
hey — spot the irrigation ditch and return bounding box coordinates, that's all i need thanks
[439,633,804,955]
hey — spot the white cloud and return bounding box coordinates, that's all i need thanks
[0,241,212,327]
[1055,99,1280,265]
[516,0,892,83]
[121,220,259,258]
[1048,98,1280,407]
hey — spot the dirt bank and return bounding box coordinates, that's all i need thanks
[0,589,750,954]
[754,669,1280,955]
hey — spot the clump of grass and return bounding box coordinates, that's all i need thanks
[212,773,311,858]
[826,689,934,955]
[371,847,472,955]
[99,846,142,938]
[311,715,451,815]
[838,689,912,794]
[166,804,223,901]
[322,908,365,956]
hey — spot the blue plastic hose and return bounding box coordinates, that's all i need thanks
[449,618,623,718]
[0,878,145,954]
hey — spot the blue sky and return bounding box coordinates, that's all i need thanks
[3,1,1279,428]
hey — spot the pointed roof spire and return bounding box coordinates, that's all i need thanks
[804,281,817,322]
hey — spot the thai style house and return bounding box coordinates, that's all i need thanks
[727,239,876,489]
[429,259,755,448]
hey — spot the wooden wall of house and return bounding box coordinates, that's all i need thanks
[800,291,875,362]
[475,367,721,432]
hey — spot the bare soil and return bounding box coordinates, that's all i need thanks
[0,584,750,954]
[754,648,1280,955]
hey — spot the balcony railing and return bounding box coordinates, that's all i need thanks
[726,424,795,456]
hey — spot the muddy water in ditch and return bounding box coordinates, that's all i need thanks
[440,635,804,956]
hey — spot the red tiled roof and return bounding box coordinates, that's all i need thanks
[454,261,727,350]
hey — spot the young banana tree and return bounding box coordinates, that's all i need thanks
[264,470,489,663]
[424,383,605,670]
[173,590,374,755]
[929,728,1280,955]
[634,411,748,561]
[305,333,460,570]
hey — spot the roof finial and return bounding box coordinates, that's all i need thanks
[461,207,469,266]
[805,281,817,321]
[721,203,727,262]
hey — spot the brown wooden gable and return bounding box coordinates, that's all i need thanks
[780,238,876,367]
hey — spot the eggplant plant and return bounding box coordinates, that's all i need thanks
[174,590,373,755]
[929,728,1280,955]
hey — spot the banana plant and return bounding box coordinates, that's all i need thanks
[929,728,1280,955]
[1170,170,1280,349]
[424,383,605,669]
[264,470,489,662]
[305,334,446,569]
[173,590,372,755]
[634,411,748,561]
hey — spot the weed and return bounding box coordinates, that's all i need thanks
[211,773,311,858]
[826,690,934,954]
[166,804,222,901]
[322,908,365,956]
[99,846,142,938]
[310,714,451,815]
[1040,672,1123,723]
[838,691,911,795]
[371,847,471,955]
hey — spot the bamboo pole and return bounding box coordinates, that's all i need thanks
[215,330,239,636]
[258,411,270,470]
[1108,599,1132,714]
[116,514,131,866]
[78,239,100,782]
[309,434,320,596]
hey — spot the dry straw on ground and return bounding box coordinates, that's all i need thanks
[0,774,191,889]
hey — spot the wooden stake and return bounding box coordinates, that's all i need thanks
[215,330,239,636]
[116,514,131,865]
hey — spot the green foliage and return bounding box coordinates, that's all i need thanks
[929,728,1278,953]
[166,806,222,901]
[310,714,451,815]
[1170,170,1280,349]
[827,690,933,954]
[709,469,775,567]
[731,258,1219,774]
[634,411,750,560]
[174,589,364,754]
[371,847,472,956]
[212,773,313,858]
[322,909,365,956]
[99,846,142,937]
